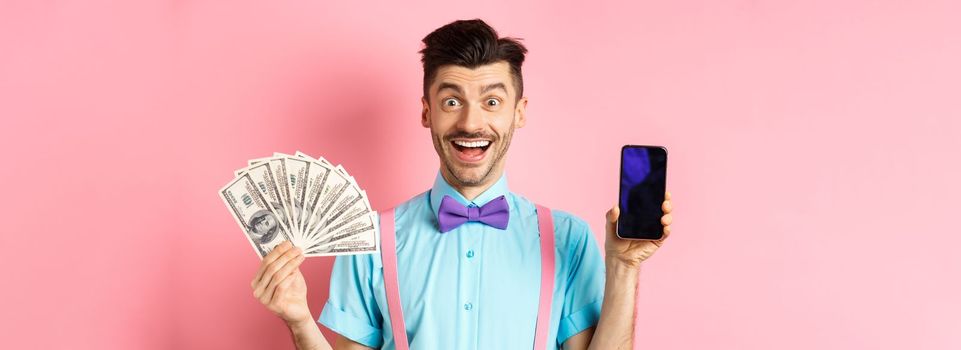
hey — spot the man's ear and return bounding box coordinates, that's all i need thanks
[421,96,430,128]
[515,96,528,128]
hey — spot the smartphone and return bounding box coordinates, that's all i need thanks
[616,145,668,240]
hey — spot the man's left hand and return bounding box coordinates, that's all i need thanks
[604,192,673,268]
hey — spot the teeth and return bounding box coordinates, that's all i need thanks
[453,140,491,148]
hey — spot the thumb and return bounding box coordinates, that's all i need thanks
[606,205,619,237]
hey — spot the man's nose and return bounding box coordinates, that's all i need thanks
[456,103,485,132]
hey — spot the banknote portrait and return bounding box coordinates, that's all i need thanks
[248,209,280,244]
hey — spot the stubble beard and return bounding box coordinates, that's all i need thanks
[432,119,516,188]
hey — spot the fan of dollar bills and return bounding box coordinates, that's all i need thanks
[219,151,379,258]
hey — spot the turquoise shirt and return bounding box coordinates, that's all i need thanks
[318,172,605,349]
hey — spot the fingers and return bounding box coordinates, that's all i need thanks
[268,272,298,311]
[659,192,673,245]
[253,244,303,301]
[660,191,673,242]
[256,245,303,295]
[659,214,672,244]
[252,240,294,289]
[262,252,305,303]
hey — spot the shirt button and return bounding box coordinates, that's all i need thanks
[464,302,473,311]
[466,249,475,258]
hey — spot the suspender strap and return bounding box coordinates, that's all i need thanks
[381,205,556,350]
[381,209,410,350]
[533,204,556,350]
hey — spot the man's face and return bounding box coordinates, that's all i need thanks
[422,61,527,188]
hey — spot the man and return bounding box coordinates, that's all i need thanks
[250,19,673,350]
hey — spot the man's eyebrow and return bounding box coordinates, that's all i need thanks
[481,83,507,95]
[436,82,464,95]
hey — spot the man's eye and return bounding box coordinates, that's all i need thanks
[486,98,500,106]
[444,98,460,107]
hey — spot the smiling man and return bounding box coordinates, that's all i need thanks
[249,19,673,350]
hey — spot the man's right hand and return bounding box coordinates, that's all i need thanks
[250,241,356,350]
[251,240,310,325]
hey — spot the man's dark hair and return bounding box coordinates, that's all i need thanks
[420,19,528,101]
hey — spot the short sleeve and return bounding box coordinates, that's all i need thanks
[554,212,605,345]
[317,253,385,348]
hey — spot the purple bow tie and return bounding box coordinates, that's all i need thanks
[437,195,510,233]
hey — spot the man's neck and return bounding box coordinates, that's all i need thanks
[440,167,504,202]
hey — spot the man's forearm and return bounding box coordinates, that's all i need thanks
[287,318,330,350]
[588,258,640,350]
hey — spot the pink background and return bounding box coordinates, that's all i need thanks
[2,0,959,349]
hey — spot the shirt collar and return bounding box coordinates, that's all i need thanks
[429,171,510,220]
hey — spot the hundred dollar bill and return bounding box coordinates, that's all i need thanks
[299,160,333,235]
[308,209,376,248]
[247,156,297,238]
[246,156,274,167]
[220,174,291,258]
[295,151,333,166]
[292,151,378,255]
[305,170,366,240]
[305,212,379,256]
[281,156,310,237]
[303,166,352,236]
[305,185,372,245]
[266,158,297,237]
[235,162,295,240]
[292,151,368,245]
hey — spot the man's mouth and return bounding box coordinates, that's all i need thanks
[450,139,492,163]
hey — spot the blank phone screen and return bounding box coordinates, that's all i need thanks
[617,145,667,240]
